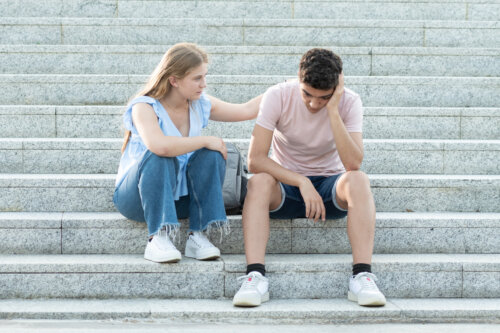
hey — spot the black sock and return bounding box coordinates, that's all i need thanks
[246,263,266,276]
[353,263,371,276]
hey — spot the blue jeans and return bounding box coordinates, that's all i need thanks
[113,149,227,237]
[270,174,348,219]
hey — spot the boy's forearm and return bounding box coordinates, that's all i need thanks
[248,154,307,188]
[328,108,363,170]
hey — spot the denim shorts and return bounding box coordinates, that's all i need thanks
[269,174,348,220]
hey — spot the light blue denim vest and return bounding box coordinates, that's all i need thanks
[115,93,211,200]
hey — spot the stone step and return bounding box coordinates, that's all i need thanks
[0,174,499,213]
[0,212,498,255]
[1,105,498,140]
[0,254,500,299]
[2,0,499,21]
[1,322,500,333]
[1,138,499,175]
[0,75,498,107]
[0,298,499,325]
[1,18,498,47]
[0,253,498,299]
[1,45,499,77]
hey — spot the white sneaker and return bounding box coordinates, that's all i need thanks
[184,231,221,260]
[233,271,269,307]
[144,232,181,263]
[348,272,386,306]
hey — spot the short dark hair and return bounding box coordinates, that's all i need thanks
[299,48,343,90]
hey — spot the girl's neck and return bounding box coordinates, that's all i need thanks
[160,91,189,112]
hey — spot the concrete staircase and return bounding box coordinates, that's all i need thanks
[0,0,499,325]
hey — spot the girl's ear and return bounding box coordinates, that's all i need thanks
[169,76,178,88]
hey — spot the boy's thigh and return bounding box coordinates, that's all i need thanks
[269,175,347,219]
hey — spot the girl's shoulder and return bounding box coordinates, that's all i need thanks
[128,96,158,108]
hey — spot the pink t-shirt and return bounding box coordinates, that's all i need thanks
[256,81,363,176]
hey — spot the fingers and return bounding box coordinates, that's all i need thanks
[220,139,227,160]
[305,196,324,223]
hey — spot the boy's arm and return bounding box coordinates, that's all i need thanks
[248,124,326,222]
[326,73,364,170]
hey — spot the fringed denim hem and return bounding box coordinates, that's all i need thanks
[150,223,181,243]
[190,219,230,243]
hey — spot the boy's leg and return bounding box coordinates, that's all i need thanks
[334,171,375,265]
[242,173,283,265]
[233,173,282,307]
[333,171,385,306]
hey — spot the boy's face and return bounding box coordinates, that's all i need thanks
[299,82,335,113]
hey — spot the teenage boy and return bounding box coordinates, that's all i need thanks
[232,48,386,307]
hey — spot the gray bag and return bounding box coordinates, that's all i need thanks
[222,142,248,211]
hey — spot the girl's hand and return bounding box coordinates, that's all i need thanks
[204,136,227,159]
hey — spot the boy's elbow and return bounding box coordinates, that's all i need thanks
[247,155,262,174]
[247,158,257,174]
[345,160,362,171]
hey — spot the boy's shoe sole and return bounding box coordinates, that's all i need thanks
[348,291,386,306]
[233,292,270,307]
[184,247,220,260]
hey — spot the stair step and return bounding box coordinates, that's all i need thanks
[0,212,498,255]
[0,298,499,324]
[0,75,498,107]
[0,253,498,299]
[1,106,497,139]
[1,45,499,77]
[1,174,498,213]
[2,0,499,21]
[1,138,498,175]
[1,18,498,47]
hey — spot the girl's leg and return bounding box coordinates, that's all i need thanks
[114,150,180,237]
[185,148,227,232]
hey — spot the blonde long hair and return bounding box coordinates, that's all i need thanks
[121,43,208,153]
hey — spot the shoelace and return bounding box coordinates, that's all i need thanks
[356,272,379,291]
[237,273,260,289]
[190,231,215,248]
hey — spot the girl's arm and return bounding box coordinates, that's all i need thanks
[207,94,263,122]
[132,103,227,159]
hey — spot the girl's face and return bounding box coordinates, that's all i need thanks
[175,62,208,100]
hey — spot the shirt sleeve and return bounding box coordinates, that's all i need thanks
[123,96,158,132]
[342,94,363,133]
[255,85,282,131]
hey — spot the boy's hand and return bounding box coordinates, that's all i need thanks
[299,177,326,222]
[326,72,345,112]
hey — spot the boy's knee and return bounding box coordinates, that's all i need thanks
[248,173,277,194]
[342,171,371,191]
